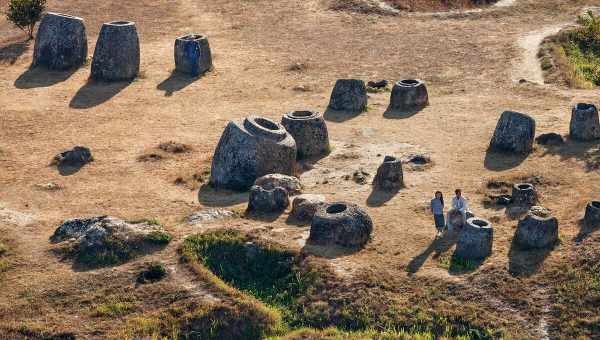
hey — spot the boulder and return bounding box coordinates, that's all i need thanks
[91,21,140,81]
[247,185,289,213]
[290,194,327,222]
[388,79,429,113]
[454,218,493,260]
[514,212,558,249]
[310,202,373,247]
[254,174,302,195]
[281,111,330,159]
[210,116,297,190]
[511,183,537,206]
[367,80,388,88]
[372,156,403,191]
[535,133,564,146]
[32,12,87,70]
[489,111,536,154]
[52,146,93,169]
[584,201,600,228]
[570,103,600,141]
[328,79,367,112]
[174,34,212,77]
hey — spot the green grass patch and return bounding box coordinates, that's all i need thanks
[439,255,479,273]
[128,218,162,226]
[0,258,8,272]
[0,242,7,256]
[145,230,172,245]
[94,296,137,317]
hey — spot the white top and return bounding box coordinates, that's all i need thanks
[452,196,468,212]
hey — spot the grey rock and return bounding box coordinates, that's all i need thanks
[290,194,326,222]
[174,34,212,77]
[281,111,330,159]
[210,116,297,190]
[187,208,234,225]
[254,173,302,195]
[529,205,551,218]
[388,79,429,112]
[328,79,367,112]
[310,202,373,247]
[512,183,537,207]
[372,155,403,191]
[50,215,108,242]
[584,201,600,228]
[489,111,536,154]
[570,103,600,141]
[455,218,493,260]
[514,213,558,248]
[367,80,388,88]
[535,133,564,146]
[33,12,87,70]
[52,146,93,169]
[91,21,140,81]
[247,185,289,213]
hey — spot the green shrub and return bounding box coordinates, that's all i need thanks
[145,231,172,245]
[94,296,137,317]
[6,0,46,39]
[137,262,168,283]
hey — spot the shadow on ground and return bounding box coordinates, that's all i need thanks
[0,39,30,65]
[70,79,132,109]
[539,139,600,171]
[508,237,556,277]
[383,106,422,119]
[157,71,201,96]
[302,241,362,259]
[197,184,248,207]
[57,163,87,176]
[484,149,529,171]
[323,107,364,123]
[15,66,78,89]
[407,231,458,274]
[367,187,399,207]
[574,218,599,242]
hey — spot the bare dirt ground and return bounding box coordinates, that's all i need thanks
[1,0,600,338]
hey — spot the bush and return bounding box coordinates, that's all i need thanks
[145,231,173,245]
[6,0,46,39]
[137,262,168,283]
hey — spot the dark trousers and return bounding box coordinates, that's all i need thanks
[434,214,445,231]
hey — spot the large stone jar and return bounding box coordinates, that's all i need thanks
[33,12,88,70]
[281,111,329,159]
[489,111,536,154]
[174,34,212,77]
[454,218,493,260]
[91,21,140,81]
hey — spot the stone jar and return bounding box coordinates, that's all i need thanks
[584,201,600,228]
[91,21,140,81]
[310,202,373,248]
[514,213,558,249]
[33,12,87,70]
[174,34,212,77]
[246,185,289,213]
[388,79,429,113]
[372,155,403,191]
[511,183,537,206]
[454,218,493,260]
[281,111,329,159]
[489,111,536,154]
[328,79,367,113]
[210,116,297,190]
[570,103,600,141]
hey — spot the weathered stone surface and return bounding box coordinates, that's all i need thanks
[187,208,234,225]
[372,156,403,191]
[570,103,600,141]
[388,79,429,112]
[310,202,373,247]
[210,116,297,190]
[247,185,289,213]
[174,34,212,77]
[33,12,87,70]
[489,111,536,154]
[328,79,367,112]
[281,111,330,159]
[512,183,537,206]
[254,174,302,195]
[535,133,564,146]
[454,218,493,260]
[290,194,326,222]
[514,213,558,249]
[584,201,600,228]
[91,21,140,81]
[52,146,93,169]
[529,205,551,218]
[367,80,388,88]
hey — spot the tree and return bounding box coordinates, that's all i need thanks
[6,0,46,40]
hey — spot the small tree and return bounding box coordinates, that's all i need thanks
[6,0,46,40]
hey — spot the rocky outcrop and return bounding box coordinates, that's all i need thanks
[210,116,297,190]
[254,174,302,195]
[91,21,140,81]
[309,202,373,247]
[328,79,367,112]
[489,111,536,154]
[174,34,212,77]
[246,185,289,213]
[388,79,429,113]
[33,12,87,70]
[535,133,564,146]
[454,218,493,260]
[514,212,558,249]
[281,111,330,159]
[570,103,600,141]
[51,146,93,173]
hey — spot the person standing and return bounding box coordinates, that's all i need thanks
[430,191,445,236]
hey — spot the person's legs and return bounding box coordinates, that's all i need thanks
[434,214,445,235]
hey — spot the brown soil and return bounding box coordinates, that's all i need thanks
[1,0,600,338]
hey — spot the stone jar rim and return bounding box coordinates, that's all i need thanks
[573,103,597,112]
[243,116,287,141]
[396,79,422,87]
[325,203,348,214]
[106,20,135,27]
[46,12,84,21]
[589,201,600,210]
[514,183,534,191]
[177,34,207,42]
[467,217,492,230]
[284,110,319,121]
